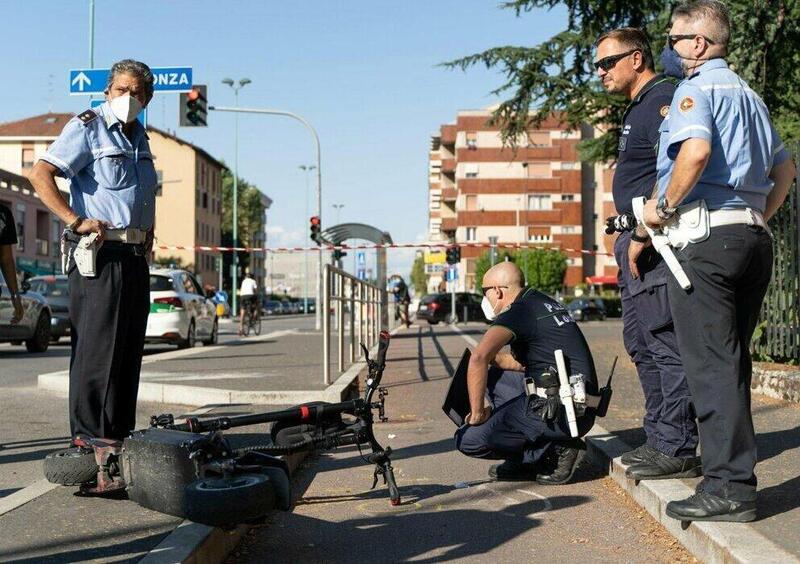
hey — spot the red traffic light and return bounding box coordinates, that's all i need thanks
[187,89,200,101]
[310,216,321,226]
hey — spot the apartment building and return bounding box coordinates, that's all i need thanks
[146,127,226,286]
[428,109,594,292]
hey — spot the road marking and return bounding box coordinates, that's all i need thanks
[141,329,299,365]
[450,324,478,347]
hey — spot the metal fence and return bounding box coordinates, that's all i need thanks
[753,144,800,363]
[322,265,396,384]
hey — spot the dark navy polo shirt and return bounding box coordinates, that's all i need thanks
[493,288,598,392]
[612,75,675,215]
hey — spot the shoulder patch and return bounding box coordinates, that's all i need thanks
[679,97,694,113]
[76,109,98,125]
[659,105,670,118]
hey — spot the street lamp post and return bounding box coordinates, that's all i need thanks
[332,203,345,225]
[299,164,316,315]
[221,78,251,315]
[208,105,323,330]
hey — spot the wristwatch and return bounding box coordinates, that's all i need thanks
[67,216,84,231]
[656,195,677,220]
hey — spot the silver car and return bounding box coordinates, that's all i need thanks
[0,277,52,353]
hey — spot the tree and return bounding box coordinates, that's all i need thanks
[515,248,568,295]
[152,255,183,269]
[445,1,800,162]
[410,254,428,296]
[474,249,515,289]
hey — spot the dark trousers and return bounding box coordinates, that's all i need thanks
[616,234,698,457]
[668,224,773,501]
[68,245,150,440]
[455,367,594,465]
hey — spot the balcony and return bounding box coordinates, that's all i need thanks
[441,158,456,174]
[441,125,457,145]
[441,218,457,232]
[523,209,563,223]
[441,188,457,202]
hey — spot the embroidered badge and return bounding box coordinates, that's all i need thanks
[679,97,694,113]
[660,105,670,118]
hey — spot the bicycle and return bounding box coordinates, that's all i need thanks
[242,297,261,336]
[43,331,400,527]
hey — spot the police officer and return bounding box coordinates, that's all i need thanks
[594,28,700,479]
[30,59,157,444]
[0,203,24,324]
[643,0,795,522]
[455,262,597,484]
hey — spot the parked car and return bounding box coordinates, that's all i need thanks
[263,300,283,315]
[306,298,316,314]
[567,298,606,321]
[146,269,218,348]
[416,292,487,325]
[28,275,71,343]
[0,276,52,352]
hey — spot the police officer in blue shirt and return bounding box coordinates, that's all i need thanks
[30,59,158,445]
[594,28,699,481]
[643,1,796,522]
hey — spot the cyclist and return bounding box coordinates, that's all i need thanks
[389,274,412,328]
[238,270,259,336]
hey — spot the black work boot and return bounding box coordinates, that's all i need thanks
[535,439,586,485]
[665,492,756,523]
[620,444,659,466]
[489,460,538,481]
[625,451,702,480]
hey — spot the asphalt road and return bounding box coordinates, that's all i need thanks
[0,314,316,388]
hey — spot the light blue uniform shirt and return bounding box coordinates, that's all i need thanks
[40,102,157,230]
[656,59,789,212]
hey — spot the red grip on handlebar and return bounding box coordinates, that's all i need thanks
[377,330,391,366]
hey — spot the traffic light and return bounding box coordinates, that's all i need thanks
[333,249,347,261]
[310,216,321,244]
[179,85,207,127]
[446,245,461,265]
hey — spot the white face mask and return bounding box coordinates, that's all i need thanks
[481,296,499,321]
[109,94,143,124]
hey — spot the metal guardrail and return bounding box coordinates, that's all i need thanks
[322,265,394,384]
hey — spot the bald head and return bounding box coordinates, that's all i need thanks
[483,262,524,289]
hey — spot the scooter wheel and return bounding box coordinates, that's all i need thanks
[43,448,99,485]
[184,473,275,527]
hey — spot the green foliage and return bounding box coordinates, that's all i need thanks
[473,248,566,294]
[221,167,266,249]
[410,254,427,295]
[444,1,800,161]
[153,255,183,268]
[515,248,568,295]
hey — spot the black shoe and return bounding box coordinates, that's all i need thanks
[489,460,538,481]
[620,444,659,466]
[535,439,586,486]
[625,451,702,481]
[665,492,756,523]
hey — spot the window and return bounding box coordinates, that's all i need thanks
[21,148,35,168]
[562,194,575,201]
[466,132,478,150]
[36,210,49,256]
[465,195,478,211]
[562,162,577,170]
[466,227,477,241]
[202,192,208,209]
[525,162,550,178]
[528,194,552,210]
[52,218,61,258]
[464,163,479,178]
[155,170,163,196]
[528,226,552,242]
[527,131,551,147]
[562,226,576,234]
[15,203,25,252]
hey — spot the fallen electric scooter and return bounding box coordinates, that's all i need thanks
[43,331,399,527]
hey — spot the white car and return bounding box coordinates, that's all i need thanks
[146,269,218,348]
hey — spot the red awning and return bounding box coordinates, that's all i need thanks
[585,276,618,286]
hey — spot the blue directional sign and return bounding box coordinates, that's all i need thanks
[90,99,146,128]
[446,265,459,282]
[70,66,193,95]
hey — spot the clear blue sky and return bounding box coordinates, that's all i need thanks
[2,1,566,277]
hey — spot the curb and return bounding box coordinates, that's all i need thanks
[584,425,799,564]
[752,365,800,404]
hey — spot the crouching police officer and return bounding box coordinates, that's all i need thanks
[30,59,157,445]
[644,1,796,522]
[455,262,598,484]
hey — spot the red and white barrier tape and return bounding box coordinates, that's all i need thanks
[154,241,613,257]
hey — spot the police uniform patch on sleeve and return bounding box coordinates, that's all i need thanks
[76,109,98,124]
[660,105,670,118]
[679,97,694,113]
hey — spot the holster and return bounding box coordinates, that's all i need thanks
[662,199,710,250]
[62,231,103,277]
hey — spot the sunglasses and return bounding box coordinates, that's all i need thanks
[668,34,715,49]
[593,49,639,72]
[481,285,508,296]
